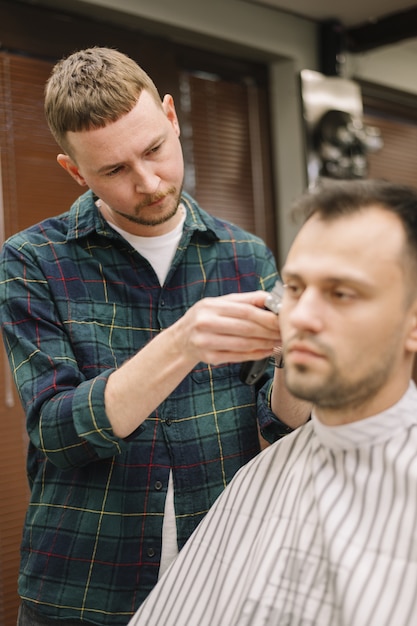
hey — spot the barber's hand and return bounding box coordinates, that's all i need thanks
[174,291,281,366]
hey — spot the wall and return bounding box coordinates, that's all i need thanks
[348,40,417,96]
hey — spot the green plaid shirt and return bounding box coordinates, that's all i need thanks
[1,190,280,625]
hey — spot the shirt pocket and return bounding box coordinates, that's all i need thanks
[64,300,145,373]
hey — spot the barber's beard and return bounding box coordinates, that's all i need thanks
[113,186,182,227]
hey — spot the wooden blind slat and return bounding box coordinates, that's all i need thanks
[364,113,417,189]
[180,71,277,253]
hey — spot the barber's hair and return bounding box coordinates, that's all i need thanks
[292,179,417,271]
[44,47,162,153]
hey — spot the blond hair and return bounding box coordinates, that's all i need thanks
[44,47,162,154]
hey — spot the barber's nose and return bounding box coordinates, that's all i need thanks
[133,165,161,195]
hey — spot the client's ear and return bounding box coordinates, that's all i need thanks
[405,299,417,355]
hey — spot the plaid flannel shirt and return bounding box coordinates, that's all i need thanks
[1,189,280,625]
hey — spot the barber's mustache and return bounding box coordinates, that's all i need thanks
[135,186,177,210]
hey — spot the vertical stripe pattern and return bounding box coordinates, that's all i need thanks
[131,383,417,626]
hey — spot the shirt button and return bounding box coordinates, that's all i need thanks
[165,419,172,426]
[154,481,163,491]
[147,548,155,558]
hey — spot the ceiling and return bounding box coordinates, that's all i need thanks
[246,0,417,52]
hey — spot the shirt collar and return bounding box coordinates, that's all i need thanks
[65,189,220,243]
[311,381,417,450]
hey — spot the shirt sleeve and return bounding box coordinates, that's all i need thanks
[257,378,295,442]
[0,236,130,470]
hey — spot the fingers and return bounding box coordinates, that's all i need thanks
[177,291,281,365]
[196,293,280,334]
[211,290,272,313]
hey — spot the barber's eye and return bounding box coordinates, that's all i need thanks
[106,166,123,177]
[148,143,162,155]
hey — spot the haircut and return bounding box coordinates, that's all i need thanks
[294,177,417,252]
[44,47,162,154]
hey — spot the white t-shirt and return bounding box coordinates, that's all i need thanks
[110,205,185,286]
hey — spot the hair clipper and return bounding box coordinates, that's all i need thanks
[239,281,284,385]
